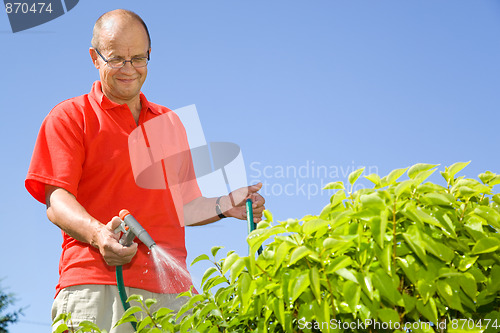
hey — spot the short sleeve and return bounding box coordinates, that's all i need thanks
[25,102,85,204]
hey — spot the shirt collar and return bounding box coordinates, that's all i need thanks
[89,80,159,115]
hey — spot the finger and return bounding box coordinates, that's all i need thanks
[107,216,123,231]
[106,242,138,265]
[253,206,265,215]
[251,193,265,208]
[247,182,263,195]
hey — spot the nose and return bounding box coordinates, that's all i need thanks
[119,61,136,74]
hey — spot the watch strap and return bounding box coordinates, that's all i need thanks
[216,196,226,219]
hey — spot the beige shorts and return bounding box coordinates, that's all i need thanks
[51,284,189,333]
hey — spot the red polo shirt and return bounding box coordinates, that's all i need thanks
[25,81,201,296]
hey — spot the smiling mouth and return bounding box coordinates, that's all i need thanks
[117,78,136,83]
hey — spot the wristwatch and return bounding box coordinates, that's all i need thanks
[216,196,226,219]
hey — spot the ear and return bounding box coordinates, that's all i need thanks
[89,48,100,69]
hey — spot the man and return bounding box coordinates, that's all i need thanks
[25,9,265,332]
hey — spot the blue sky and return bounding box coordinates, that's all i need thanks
[1,1,499,331]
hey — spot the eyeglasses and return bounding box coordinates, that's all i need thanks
[94,48,150,69]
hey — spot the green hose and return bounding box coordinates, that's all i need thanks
[116,265,137,331]
[246,198,263,255]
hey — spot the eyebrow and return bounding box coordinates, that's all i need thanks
[107,52,148,59]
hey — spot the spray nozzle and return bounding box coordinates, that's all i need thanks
[117,209,157,249]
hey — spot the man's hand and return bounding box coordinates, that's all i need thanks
[94,216,138,266]
[222,183,266,222]
[45,185,138,267]
[183,183,266,226]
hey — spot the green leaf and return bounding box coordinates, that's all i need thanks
[395,179,414,197]
[222,253,239,275]
[115,306,140,326]
[325,255,352,274]
[191,254,210,266]
[365,173,381,186]
[302,218,329,235]
[493,194,500,205]
[372,269,403,306]
[360,192,386,210]
[271,296,285,327]
[436,280,464,312]
[372,211,388,248]
[247,227,287,255]
[54,324,70,333]
[309,266,321,302]
[379,244,392,276]
[361,272,374,300]
[402,225,428,267]
[420,192,454,207]
[137,315,153,331]
[263,210,273,222]
[201,267,218,287]
[474,206,500,229]
[459,272,477,301]
[348,167,365,185]
[489,175,500,186]
[323,181,344,190]
[479,171,496,184]
[52,313,69,326]
[447,161,470,179]
[274,241,293,271]
[417,280,436,303]
[471,237,500,255]
[335,268,357,282]
[403,293,416,313]
[154,307,173,319]
[238,273,255,313]
[458,256,478,271]
[210,246,224,258]
[484,311,500,333]
[487,265,500,294]
[289,246,312,266]
[414,168,437,184]
[422,234,454,263]
[377,308,400,324]
[330,189,347,207]
[397,257,417,285]
[416,298,438,324]
[145,298,157,309]
[343,280,361,313]
[230,257,246,283]
[291,271,310,302]
[408,163,438,180]
[384,167,408,185]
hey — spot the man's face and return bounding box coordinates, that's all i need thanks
[92,20,150,105]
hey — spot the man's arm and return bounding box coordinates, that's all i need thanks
[184,183,266,226]
[45,185,137,266]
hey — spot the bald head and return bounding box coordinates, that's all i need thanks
[91,9,151,50]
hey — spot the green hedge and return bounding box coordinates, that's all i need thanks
[55,162,500,333]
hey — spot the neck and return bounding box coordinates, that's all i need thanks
[125,98,142,124]
[103,90,142,124]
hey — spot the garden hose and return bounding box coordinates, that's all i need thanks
[115,209,157,331]
[115,266,136,330]
[246,198,263,255]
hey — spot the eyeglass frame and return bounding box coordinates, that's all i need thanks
[94,48,150,69]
